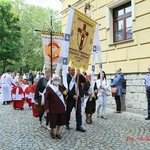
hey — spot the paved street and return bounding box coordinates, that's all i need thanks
[0,93,150,150]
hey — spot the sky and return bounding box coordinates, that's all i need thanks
[25,0,62,12]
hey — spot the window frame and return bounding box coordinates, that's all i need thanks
[106,0,135,45]
[113,2,132,42]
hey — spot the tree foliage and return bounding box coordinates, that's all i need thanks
[12,0,62,74]
[0,0,62,74]
[0,0,21,73]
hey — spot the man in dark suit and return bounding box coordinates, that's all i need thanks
[28,70,34,85]
[66,67,86,132]
[145,65,150,120]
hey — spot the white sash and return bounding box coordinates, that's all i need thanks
[50,84,66,107]
[84,82,95,108]
[84,95,89,108]
[69,75,79,96]
[39,89,46,105]
[69,75,76,91]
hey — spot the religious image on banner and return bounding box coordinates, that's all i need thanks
[68,10,97,70]
[41,33,63,70]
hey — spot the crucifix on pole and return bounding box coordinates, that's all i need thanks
[50,16,53,78]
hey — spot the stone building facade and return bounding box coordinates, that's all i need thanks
[106,73,147,115]
[60,0,150,114]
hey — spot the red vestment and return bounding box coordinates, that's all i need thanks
[28,84,39,117]
[11,86,24,110]
[24,85,32,107]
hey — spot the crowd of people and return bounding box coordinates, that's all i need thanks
[0,65,150,139]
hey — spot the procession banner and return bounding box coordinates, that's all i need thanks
[41,32,63,70]
[56,7,102,88]
[91,24,103,85]
[59,7,75,89]
[68,9,97,70]
[95,24,103,85]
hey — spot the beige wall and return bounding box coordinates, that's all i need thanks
[61,0,150,74]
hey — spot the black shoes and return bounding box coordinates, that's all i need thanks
[85,119,91,124]
[145,116,150,120]
[86,120,92,124]
[7,101,10,104]
[101,115,107,119]
[2,101,11,105]
[56,134,62,139]
[76,127,86,132]
[86,121,91,124]
[66,125,86,132]
[65,125,70,130]
[50,133,55,139]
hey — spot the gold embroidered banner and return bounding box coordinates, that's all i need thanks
[68,9,97,70]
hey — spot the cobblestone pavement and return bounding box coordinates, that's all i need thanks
[0,94,150,150]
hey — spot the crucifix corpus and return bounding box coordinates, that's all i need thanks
[78,24,89,50]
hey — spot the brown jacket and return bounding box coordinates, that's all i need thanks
[44,85,66,114]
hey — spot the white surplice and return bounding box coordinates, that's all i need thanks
[1,73,14,102]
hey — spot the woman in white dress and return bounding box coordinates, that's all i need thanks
[96,71,109,119]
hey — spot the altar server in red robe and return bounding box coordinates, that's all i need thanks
[29,79,39,117]
[11,81,24,110]
[24,81,32,109]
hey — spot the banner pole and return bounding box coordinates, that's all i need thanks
[75,74,79,111]
[50,16,53,78]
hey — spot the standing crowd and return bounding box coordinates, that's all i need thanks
[1,65,150,139]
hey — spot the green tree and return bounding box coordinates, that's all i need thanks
[0,0,21,73]
[12,0,62,74]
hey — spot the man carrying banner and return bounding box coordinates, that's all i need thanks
[65,66,86,132]
[55,6,102,132]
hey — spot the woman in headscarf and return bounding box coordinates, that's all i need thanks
[44,74,67,139]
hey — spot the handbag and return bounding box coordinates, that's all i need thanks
[111,87,118,94]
